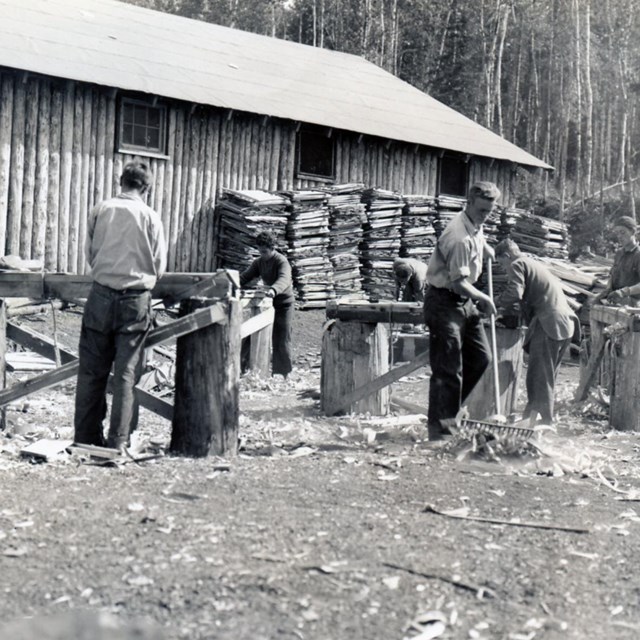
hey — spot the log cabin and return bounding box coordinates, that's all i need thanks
[0,0,550,274]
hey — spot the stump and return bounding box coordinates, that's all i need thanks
[170,297,241,457]
[321,319,389,416]
[465,326,525,418]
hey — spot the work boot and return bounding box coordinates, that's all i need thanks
[427,422,452,441]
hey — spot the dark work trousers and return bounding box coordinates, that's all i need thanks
[423,287,490,433]
[272,302,293,377]
[74,283,152,449]
[523,322,570,423]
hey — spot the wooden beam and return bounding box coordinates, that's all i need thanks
[590,304,640,331]
[327,351,430,416]
[6,321,174,419]
[326,300,423,325]
[0,301,230,407]
[0,271,237,300]
[240,306,274,339]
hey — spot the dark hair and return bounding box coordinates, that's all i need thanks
[120,161,153,192]
[394,265,411,279]
[255,231,276,249]
[468,181,501,203]
[495,238,521,258]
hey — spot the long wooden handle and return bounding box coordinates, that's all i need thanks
[487,257,501,415]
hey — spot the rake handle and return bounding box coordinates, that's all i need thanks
[487,256,501,416]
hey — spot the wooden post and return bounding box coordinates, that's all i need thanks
[465,326,525,419]
[321,319,390,416]
[0,299,5,429]
[170,297,241,457]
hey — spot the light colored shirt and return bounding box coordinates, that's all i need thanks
[427,211,486,289]
[86,193,167,290]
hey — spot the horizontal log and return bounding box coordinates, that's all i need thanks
[326,300,423,324]
[0,271,237,300]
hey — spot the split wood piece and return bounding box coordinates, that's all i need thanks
[382,562,497,598]
[7,300,66,318]
[574,337,606,402]
[390,394,428,416]
[423,504,589,534]
[0,303,228,408]
[241,294,274,376]
[326,351,429,416]
[170,297,241,457]
[20,438,74,461]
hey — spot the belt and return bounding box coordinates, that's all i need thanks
[428,286,469,303]
[93,281,150,295]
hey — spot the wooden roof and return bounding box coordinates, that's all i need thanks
[0,0,552,169]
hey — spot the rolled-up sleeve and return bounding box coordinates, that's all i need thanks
[446,240,473,281]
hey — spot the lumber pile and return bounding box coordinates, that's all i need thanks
[401,195,438,261]
[324,183,367,299]
[213,189,289,271]
[283,190,333,309]
[511,213,569,259]
[360,188,404,300]
[435,195,466,236]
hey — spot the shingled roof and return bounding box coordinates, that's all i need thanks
[0,0,552,169]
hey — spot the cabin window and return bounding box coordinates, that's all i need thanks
[118,98,167,156]
[438,153,468,197]
[296,124,335,180]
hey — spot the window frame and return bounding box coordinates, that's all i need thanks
[117,96,169,159]
[437,152,469,198]
[295,124,336,182]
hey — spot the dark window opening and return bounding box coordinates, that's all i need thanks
[296,125,335,179]
[118,97,167,156]
[438,153,468,197]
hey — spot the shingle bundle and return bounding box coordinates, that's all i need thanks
[401,194,438,261]
[324,183,367,299]
[435,195,466,236]
[511,213,569,259]
[213,189,289,271]
[360,188,404,300]
[282,190,333,309]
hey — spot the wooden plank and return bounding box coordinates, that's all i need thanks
[45,83,63,270]
[590,304,640,331]
[67,84,83,271]
[77,86,92,274]
[240,306,274,339]
[574,336,606,402]
[7,321,172,419]
[58,81,75,272]
[327,351,430,416]
[0,301,230,407]
[0,272,45,298]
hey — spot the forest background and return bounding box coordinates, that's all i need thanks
[124,0,640,257]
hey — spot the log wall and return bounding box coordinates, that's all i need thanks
[0,69,520,275]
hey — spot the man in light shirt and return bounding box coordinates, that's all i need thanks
[74,160,167,450]
[423,182,499,440]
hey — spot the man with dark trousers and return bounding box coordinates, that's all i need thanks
[240,231,295,379]
[423,182,499,440]
[495,239,578,425]
[74,160,167,450]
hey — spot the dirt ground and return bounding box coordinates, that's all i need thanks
[1,307,640,640]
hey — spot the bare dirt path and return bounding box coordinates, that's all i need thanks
[0,309,639,640]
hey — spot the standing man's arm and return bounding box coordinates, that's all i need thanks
[152,221,167,279]
[268,256,292,296]
[445,242,496,315]
[239,259,261,288]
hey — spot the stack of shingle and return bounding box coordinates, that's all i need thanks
[435,195,466,236]
[401,195,438,261]
[360,188,404,300]
[325,183,367,299]
[213,189,289,271]
[283,190,333,309]
[511,213,569,259]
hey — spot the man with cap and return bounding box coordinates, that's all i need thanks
[592,216,640,306]
[495,239,578,425]
[393,257,428,302]
[423,181,499,440]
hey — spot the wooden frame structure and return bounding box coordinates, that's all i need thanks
[0,270,275,456]
[577,304,640,430]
